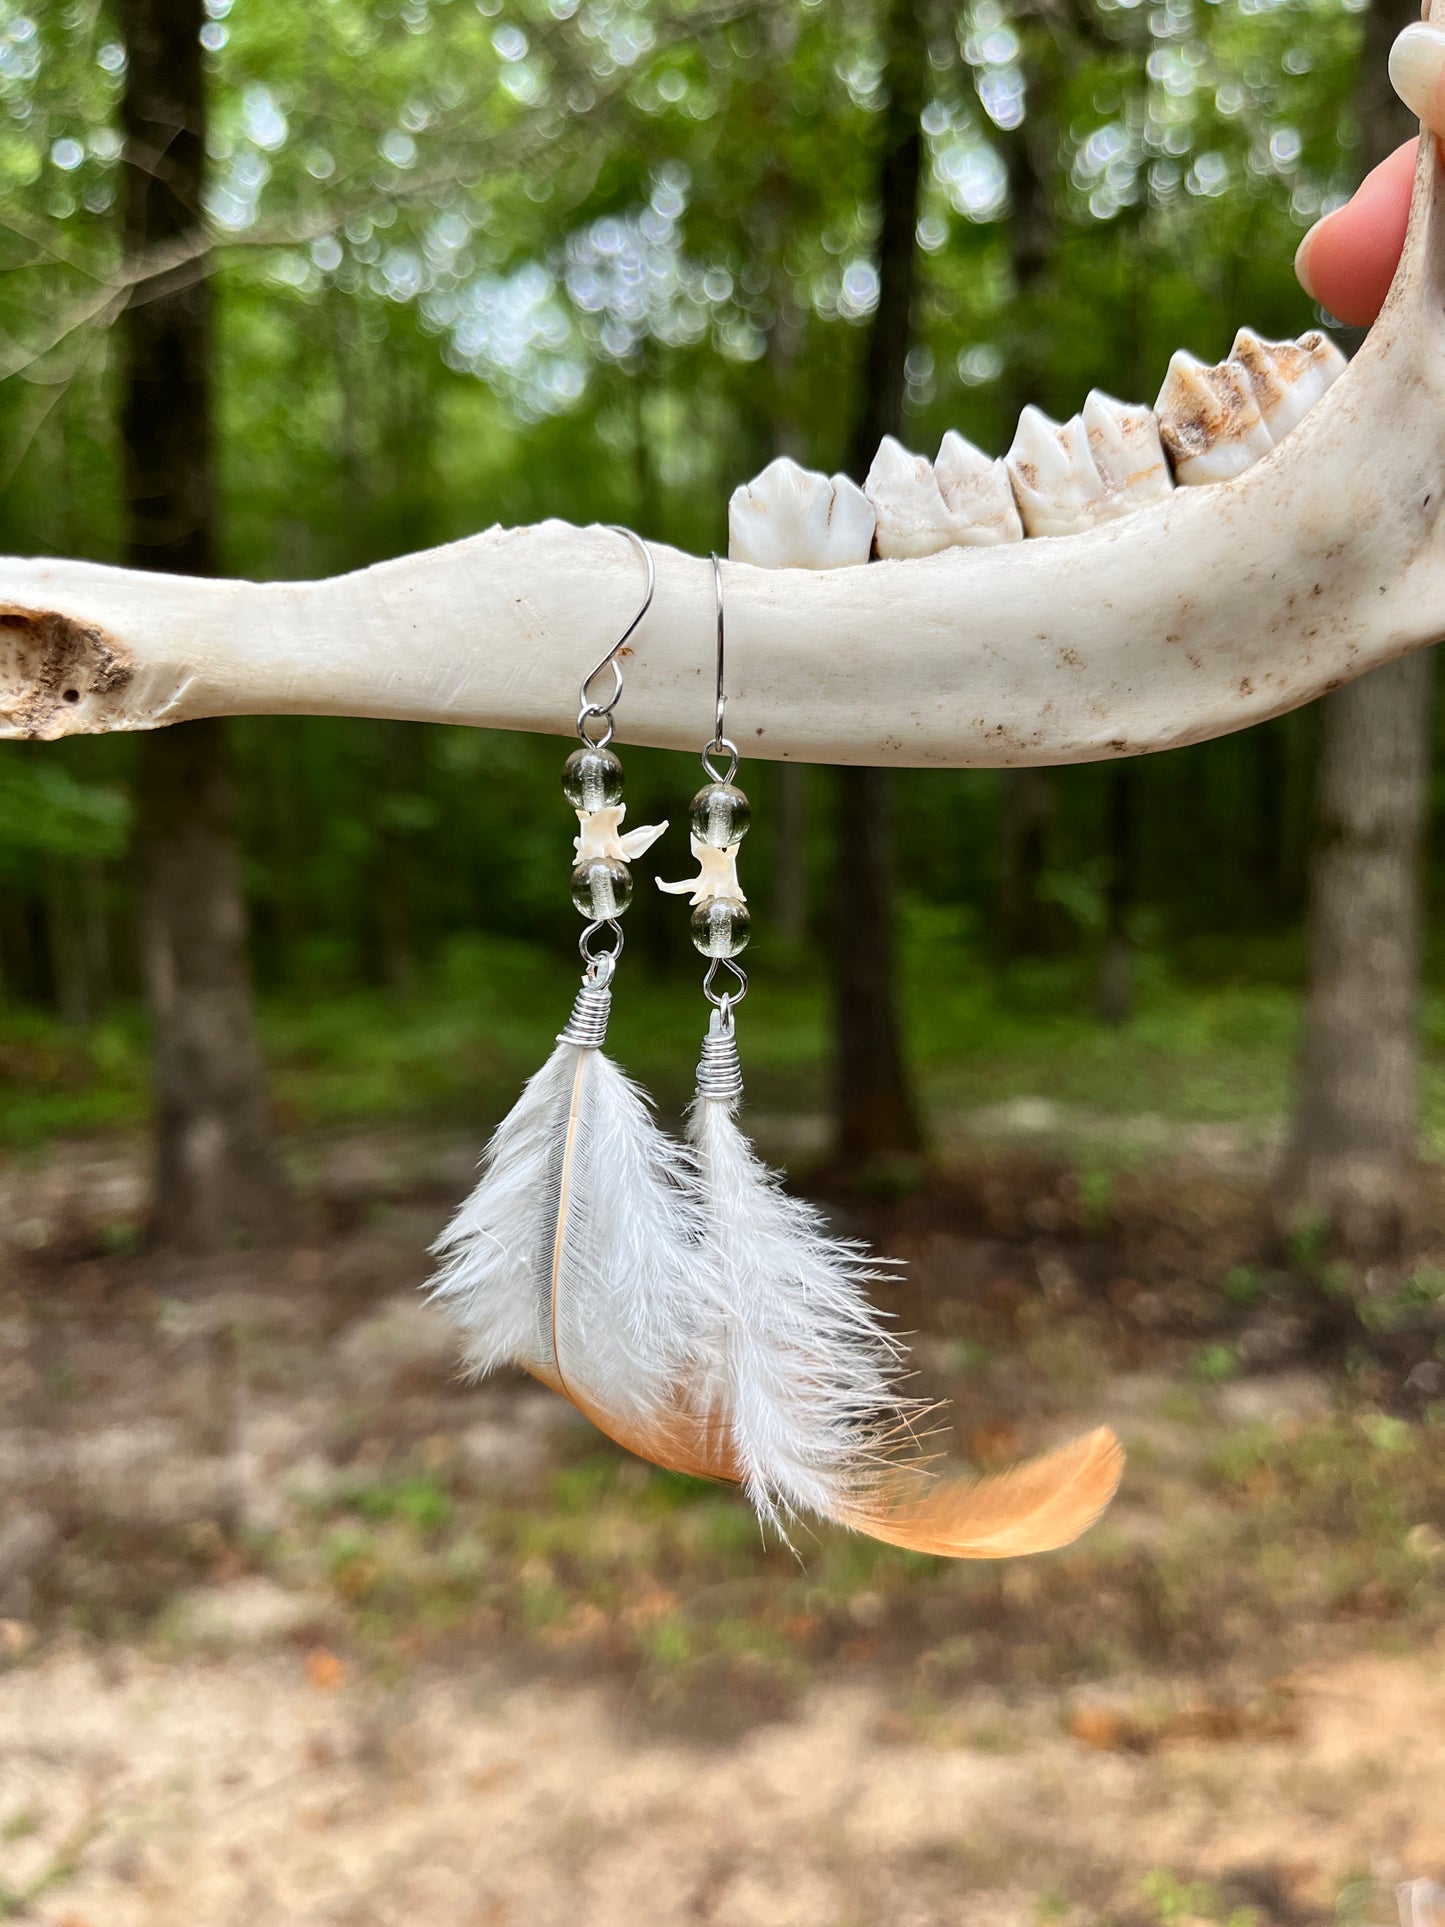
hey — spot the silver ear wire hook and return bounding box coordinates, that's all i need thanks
[696,552,747,1010]
[577,525,655,747]
[701,552,740,785]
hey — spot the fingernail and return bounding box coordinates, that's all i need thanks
[1388,22,1445,128]
[1294,220,1326,302]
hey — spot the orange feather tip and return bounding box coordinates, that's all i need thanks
[532,1360,1123,1565]
[837,1425,1125,1561]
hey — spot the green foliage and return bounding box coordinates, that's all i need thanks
[1190,1341,1240,1384]
[0,928,1337,1147]
[0,759,128,865]
[0,0,1415,1133]
[1220,1264,1266,1306]
[344,1473,456,1534]
[1142,1869,1259,1927]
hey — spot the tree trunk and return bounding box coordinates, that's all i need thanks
[996,38,1061,958]
[118,0,292,1248]
[1097,766,1137,1027]
[752,134,812,957]
[772,764,809,950]
[45,861,92,1027]
[137,721,295,1246]
[1280,0,1432,1259]
[1283,654,1433,1256]
[998,766,1056,958]
[833,0,926,1165]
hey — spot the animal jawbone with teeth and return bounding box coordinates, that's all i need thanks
[4,26,1445,766]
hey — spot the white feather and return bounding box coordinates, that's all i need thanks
[430,1040,702,1428]
[687,1093,909,1532]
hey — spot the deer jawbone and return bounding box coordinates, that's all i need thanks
[1,96,1444,763]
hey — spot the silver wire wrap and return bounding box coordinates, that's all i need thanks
[695,1004,743,1103]
[576,525,655,746]
[558,952,615,1048]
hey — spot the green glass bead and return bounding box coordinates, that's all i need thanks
[690,898,750,958]
[690,782,750,849]
[563,745,624,811]
[571,856,633,920]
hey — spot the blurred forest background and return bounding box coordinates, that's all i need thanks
[0,0,1439,1262]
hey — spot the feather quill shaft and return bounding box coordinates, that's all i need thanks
[548,1045,589,1403]
[430,1030,703,1452]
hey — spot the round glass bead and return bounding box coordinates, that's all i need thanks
[562,745,624,812]
[571,856,633,920]
[690,898,750,958]
[690,781,751,848]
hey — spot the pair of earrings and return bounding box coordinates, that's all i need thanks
[431,528,1122,1557]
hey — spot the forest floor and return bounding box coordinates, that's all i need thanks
[1,1121,1444,1927]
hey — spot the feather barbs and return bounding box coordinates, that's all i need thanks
[430,1029,702,1442]
[835,1425,1126,1559]
[678,1080,1124,1557]
[429,998,1124,1565]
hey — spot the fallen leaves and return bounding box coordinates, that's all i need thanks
[304,1647,345,1689]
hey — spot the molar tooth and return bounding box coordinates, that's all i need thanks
[1156,349,1274,485]
[865,432,1021,558]
[934,432,1023,545]
[727,456,875,569]
[1006,394,1174,537]
[1229,327,1346,442]
[1081,391,1173,511]
[1006,405,1102,538]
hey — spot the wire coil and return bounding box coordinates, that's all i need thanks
[558,977,613,1049]
[695,1007,744,1102]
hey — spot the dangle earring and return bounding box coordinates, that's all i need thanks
[429,528,704,1468]
[661,557,1126,1557]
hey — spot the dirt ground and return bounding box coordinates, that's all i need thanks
[1,1133,1443,1926]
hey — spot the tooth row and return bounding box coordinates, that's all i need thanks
[726,330,1343,567]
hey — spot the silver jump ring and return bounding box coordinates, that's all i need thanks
[701,737,739,784]
[577,703,616,749]
[579,920,624,968]
[703,957,748,1009]
[575,526,655,745]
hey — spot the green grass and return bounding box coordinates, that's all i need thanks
[195,1401,1439,1704]
[9,918,1445,1158]
[1141,1870,1259,1927]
